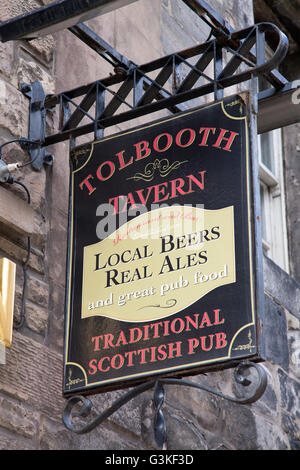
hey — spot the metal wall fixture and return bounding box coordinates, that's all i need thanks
[20,21,289,171]
[63,361,268,448]
[0,0,140,42]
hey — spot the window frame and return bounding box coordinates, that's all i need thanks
[258,127,289,272]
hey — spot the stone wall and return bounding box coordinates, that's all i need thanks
[0,0,299,451]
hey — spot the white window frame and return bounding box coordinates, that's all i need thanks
[258,128,289,272]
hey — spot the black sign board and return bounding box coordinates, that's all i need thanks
[63,93,264,396]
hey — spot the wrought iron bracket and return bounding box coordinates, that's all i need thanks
[62,361,268,449]
[20,21,289,167]
[20,81,54,171]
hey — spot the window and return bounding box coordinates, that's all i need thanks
[258,127,289,272]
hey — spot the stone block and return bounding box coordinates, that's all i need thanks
[281,411,300,449]
[0,396,38,439]
[288,330,300,379]
[0,185,37,236]
[13,280,48,335]
[39,416,78,450]
[0,381,29,402]
[164,380,221,432]
[0,435,35,450]
[0,173,47,249]
[222,400,258,449]
[47,283,66,352]
[27,35,56,64]
[163,406,208,450]
[0,332,65,420]
[264,294,289,370]
[141,391,208,450]
[16,57,55,95]
[0,81,29,137]
[278,369,300,419]
[25,301,48,335]
[116,0,163,60]
[0,234,44,274]
[161,7,196,55]
[77,422,144,451]
[21,166,47,217]
[47,209,68,288]
[0,0,40,21]
[263,255,300,320]
[55,29,111,93]
[27,274,49,308]
[49,141,70,215]
[254,413,289,450]
[0,41,15,79]
[168,0,211,44]
[115,5,162,65]
[88,386,157,440]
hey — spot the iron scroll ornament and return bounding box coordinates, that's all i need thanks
[62,361,268,448]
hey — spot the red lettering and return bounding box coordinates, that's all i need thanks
[135,186,154,206]
[115,150,133,169]
[137,348,149,364]
[168,341,182,358]
[98,356,110,372]
[91,335,102,351]
[103,333,115,349]
[111,354,124,369]
[149,346,157,362]
[200,334,214,351]
[157,344,168,361]
[213,128,239,151]
[153,182,169,203]
[115,330,127,347]
[199,127,216,146]
[153,133,172,152]
[143,324,150,340]
[170,318,185,334]
[170,177,189,198]
[124,350,136,366]
[175,128,196,147]
[129,327,143,344]
[188,338,199,355]
[88,359,97,375]
[215,332,227,349]
[199,312,213,328]
[135,140,151,160]
[163,320,170,336]
[108,195,127,214]
[79,174,96,195]
[96,160,115,181]
[213,308,224,325]
[187,171,206,191]
[150,321,162,338]
[185,314,199,331]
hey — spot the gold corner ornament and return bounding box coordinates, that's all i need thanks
[81,205,236,322]
[0,258,16,348]
[233,329,256,352]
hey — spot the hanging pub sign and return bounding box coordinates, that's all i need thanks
[63,92,264,396]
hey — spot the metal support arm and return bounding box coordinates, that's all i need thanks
[0,0,139,42]
[62,361,268,449]
[21,21,289,170]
